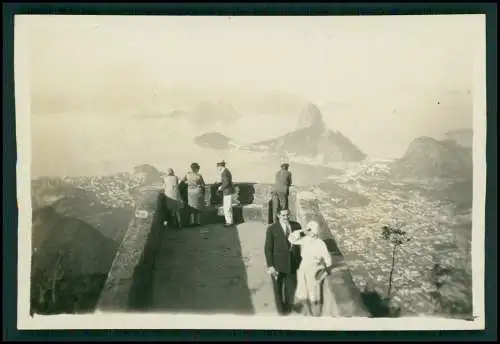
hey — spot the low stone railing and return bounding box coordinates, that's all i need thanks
[96,182,273,311]
[96,183,165,312]
[292,190,370,317]
[197,182,274,224]
[97,181,366,314]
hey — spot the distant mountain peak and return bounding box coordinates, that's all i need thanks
[133,164,164,184]
[391,136,472,180]
[296,103,325,132]
[248,104,366,163]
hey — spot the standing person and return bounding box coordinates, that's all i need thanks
[288,220,333,317]
[264,209,302,315]
[216,160,235,227]
[272,163,293,223]
[162,168,183,229]
[181,163,206,226]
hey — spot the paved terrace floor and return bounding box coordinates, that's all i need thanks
[148,221,280,315]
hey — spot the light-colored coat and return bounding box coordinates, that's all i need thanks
[163,175,182,211]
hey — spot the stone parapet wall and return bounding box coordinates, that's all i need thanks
[293,190,370,317]
[204,182,273,207]
[96,184,165,312]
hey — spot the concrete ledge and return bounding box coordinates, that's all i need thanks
[205,182,273,207]
[293,190,370,317]
[202,183,273,224]
[96,185,164,312]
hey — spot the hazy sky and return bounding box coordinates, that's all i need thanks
[21,14,483,158]
[26,15,480,99]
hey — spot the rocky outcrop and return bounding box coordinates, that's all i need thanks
[31,206,119,314]
[32,207,118,275]
[249,103,366,163]
[391,136,473,180]
[295,103,325,132]
[29,173,146,314]
[194,132,238,150]
[316,130,367,163]
[133,164,164,185]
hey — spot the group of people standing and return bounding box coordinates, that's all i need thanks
[162,160,234,229]
[162,160,334,317]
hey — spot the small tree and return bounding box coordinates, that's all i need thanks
[381,224,412,299]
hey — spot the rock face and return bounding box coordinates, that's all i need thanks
[32,206,118,275]
[316,130,367,163]
[31,205,119,314]
[133,164,164,185]
[249,103,366,163]
[194,132,237,150]
[295,103,325,132]
[30,174,140,314]
[444,129,473,148]
[391,136,473,180]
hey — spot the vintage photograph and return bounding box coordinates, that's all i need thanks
[16,14,486,330]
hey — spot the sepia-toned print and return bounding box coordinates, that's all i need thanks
[16,14,486,330]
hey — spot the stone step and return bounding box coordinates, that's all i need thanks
[241,204,266,223]
[200,204,266,225]
[165,202,268,226]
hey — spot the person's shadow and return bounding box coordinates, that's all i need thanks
[359,285,401,317]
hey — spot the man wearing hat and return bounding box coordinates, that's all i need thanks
[216,160,235,227]
[271,162,293,223]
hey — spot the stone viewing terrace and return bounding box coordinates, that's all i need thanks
[96,181,370,317]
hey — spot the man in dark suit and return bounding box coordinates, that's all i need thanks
[264,208,302,315]
[216,160,235,227]
[272,163,293,223]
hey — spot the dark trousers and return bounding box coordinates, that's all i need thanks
[272,191,289,223]
[271,272,297,315]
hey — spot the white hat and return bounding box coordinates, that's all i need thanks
[307,220,320,235]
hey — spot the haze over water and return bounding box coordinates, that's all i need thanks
[31,113,298,182]
[24,15,480,179]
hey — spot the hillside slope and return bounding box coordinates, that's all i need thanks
[249,103,366,163]
[31,206,119,314]
[391,136,472,180]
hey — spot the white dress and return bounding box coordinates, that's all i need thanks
[289,234,332,314]
[163,175,182,212]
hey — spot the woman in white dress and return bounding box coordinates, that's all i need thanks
[288,220,332,316]
[163,168,183,229]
